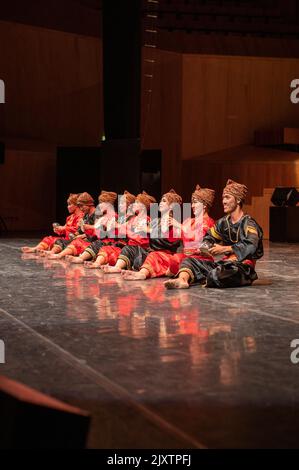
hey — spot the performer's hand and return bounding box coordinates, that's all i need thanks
[209,244,230,256]
[82,224,93,231]
[169,218,181,229]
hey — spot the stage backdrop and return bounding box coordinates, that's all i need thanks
[0,20,102,231]
[141,51,299,229]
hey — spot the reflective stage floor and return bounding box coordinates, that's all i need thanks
[0,239,299,448]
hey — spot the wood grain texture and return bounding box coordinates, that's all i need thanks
[182,54,299,160]
[182,145,299,225]
[0,144,56,231]
[0,20,103,145]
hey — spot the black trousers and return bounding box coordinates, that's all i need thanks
[179,258,258,288]
[54,239,71,251]
[118,245,150,270]
[84,240,106,260]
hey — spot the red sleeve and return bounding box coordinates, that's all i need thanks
[65,213,82,237]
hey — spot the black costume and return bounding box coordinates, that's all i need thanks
[179,214,263,288]
[119,218,182,271]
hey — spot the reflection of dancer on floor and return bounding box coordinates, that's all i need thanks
[165,179,263,289]
[48,192,96,259]
[21,194,82,254]
[66,190,118,264]
[103,191,156,273]
[123,186,215,281]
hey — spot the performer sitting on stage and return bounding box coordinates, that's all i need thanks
[103,191,156,273]
[65,190,119,264]
[83,190,136,268]
[121,189,183,280]
[21,193,82,254]
[48,191,96,259]
[164,179,263,289]
[166,185,215,277]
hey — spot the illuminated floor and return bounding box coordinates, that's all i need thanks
[0,239,299,448]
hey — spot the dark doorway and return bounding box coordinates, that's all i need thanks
[0,143,5,165]
[56,147,101,223]
[140,149,162,201]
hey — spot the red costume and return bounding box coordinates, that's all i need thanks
[66,191,117,256]
[96,191,152,266]
[136,188,215,278]
[62,192,96,255]
[168,213,215,276]
[39,194,82,250]
[99,210,151,265]
[89,190,136,264]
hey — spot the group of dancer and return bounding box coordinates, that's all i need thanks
[21,179,263,289]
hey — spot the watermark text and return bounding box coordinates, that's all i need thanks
[0,79,5,104]
[0,340,5,364]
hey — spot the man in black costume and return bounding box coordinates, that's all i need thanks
[164,179,263,289]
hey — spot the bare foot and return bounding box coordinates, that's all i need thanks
[164,278,189,289]
[43,250,57,257]
[71,257,84,264]
[66,255,83,264]
[48,253,63,260]
[21,253,39,260]
[102,265,122,274]
[121,271,147,281]
[84,261,101,269]
[21,247,36,253]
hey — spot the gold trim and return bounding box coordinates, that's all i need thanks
[85,247,97,260]
[70,245,77,256]
[118,254,131,270]
[97,251,108,263]
[246,226,258,236]
[210,226,222,241]
[39,242,48,250]
[141,263,155,278]
[178,268,195,284]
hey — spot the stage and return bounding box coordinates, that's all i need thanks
[0,239,299,448]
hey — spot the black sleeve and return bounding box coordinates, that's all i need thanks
[203,220,223,245]
[232,218,262,261]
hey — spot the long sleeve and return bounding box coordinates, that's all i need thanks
[203,220,223,245]
[232,218,262,261]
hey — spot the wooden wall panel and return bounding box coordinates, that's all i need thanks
[141,49,183,193]
[182,54,299,159]
[0,145,56,231]
[182,146,299,223]
[0,20,103,145]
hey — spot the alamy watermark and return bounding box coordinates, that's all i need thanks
[290,79,299,104]
[290,339,299,364]
[93,197,206,250]
[0,340,5,364]
[0,79,5,104]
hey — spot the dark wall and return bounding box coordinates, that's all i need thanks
[0,0,102,37]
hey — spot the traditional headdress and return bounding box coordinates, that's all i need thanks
[98,190,118,204]
[67,193,79,206]
[162,189,182,205]
[192,185,215,208]
[222,179,248,203]
[136,191,157,211]
[77,192,95,206]
[123,190,136,205]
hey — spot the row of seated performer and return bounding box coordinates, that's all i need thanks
[21,179,264,289]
